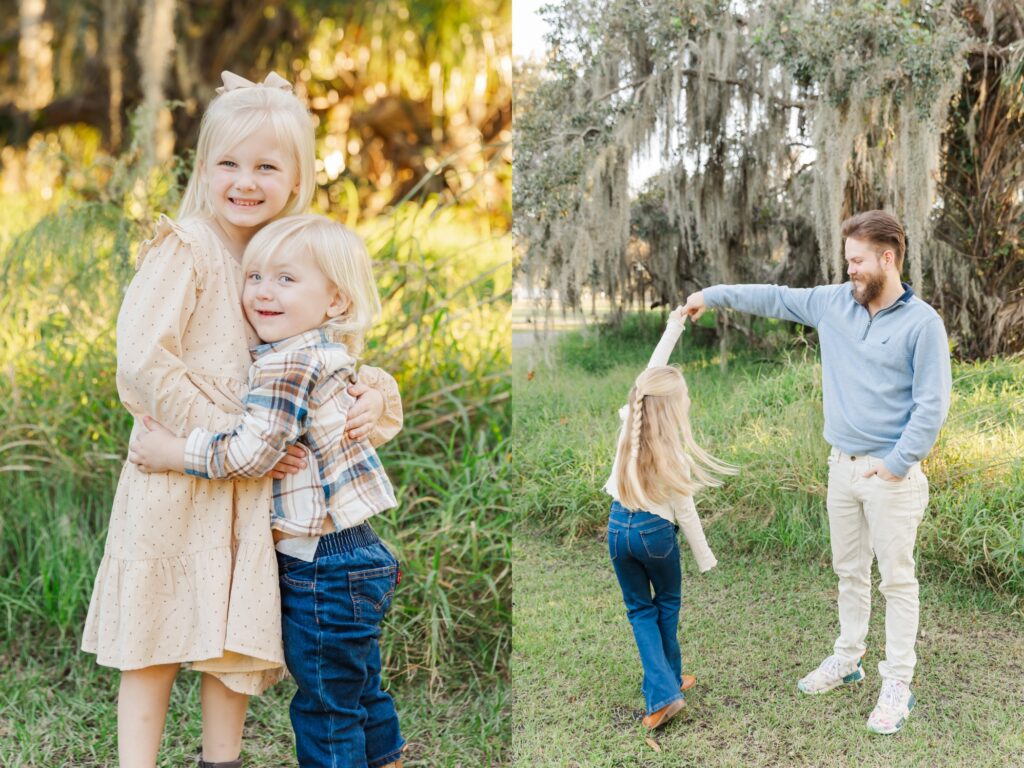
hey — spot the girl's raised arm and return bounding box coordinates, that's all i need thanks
[647,307,687,369]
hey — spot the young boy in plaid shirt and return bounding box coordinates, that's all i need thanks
[130,214,405,768]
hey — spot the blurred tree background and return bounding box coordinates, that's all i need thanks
[0,1,511,765]
[1,0,510,219]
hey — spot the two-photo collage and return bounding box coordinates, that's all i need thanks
[1,1,1022,766]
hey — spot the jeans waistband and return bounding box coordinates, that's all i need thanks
[608,500,668,528]
[315,522,380,557]
[610,499,648,515]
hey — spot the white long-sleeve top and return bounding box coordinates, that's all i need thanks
[604,315,718,572]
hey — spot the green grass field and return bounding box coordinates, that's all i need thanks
[511,316,1023,767]
[0,648,507,767]
[513,535,1024,768]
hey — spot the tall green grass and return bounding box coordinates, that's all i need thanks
[0,190,511,701]
[513,313,1024,610]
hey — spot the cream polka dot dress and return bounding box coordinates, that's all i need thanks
[81,215,286,694]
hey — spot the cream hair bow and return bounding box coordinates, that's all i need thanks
[216,70,293,95]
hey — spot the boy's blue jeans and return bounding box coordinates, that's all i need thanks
[607,501,685,714]
[277,523,405,768]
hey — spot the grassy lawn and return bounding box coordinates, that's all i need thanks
[0,647,508,767]
[511,315,1023,766]
[512,534,1024,768]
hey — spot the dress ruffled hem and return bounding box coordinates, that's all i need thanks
[82,538,283,679]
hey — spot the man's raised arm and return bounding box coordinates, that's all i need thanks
[684,284,836,328]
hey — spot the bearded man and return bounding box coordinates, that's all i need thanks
[682,210,951,735]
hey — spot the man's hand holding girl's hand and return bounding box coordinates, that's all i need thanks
[669,305,688,325]
[682,290,706,321]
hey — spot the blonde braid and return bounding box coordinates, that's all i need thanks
[630,388,644,459]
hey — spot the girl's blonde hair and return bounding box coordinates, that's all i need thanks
[178,74,316,221]
[243,215,381,355]
[614,366,737,511]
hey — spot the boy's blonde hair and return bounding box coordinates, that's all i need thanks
[243,215,381,355]
[178,73,316,221]
[614,366,737,511]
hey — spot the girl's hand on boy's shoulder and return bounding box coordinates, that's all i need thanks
[345,383,385,440]
[128,416,186,474]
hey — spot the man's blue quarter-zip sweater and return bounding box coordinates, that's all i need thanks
[702,282,952,477]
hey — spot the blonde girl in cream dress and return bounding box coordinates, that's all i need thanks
[81,72,402,768]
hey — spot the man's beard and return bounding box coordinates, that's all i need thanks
[852,272,885,305]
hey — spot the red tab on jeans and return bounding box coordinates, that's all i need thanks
[396,567,402,586]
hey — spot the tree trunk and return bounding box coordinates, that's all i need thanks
[136,0,177,169]
[102,0,128,151]
[17,0,54,110]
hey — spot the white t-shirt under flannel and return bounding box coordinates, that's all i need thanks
[184,327,397,555]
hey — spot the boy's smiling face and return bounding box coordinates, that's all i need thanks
[242,248,349,343]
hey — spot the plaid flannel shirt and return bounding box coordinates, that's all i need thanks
[183,327,397,536]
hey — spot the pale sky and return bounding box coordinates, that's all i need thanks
[512,0,662,190]
[512,0,551,63]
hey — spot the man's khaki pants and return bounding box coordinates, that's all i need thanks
[826,448,929,684]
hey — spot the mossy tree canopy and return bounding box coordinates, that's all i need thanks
[515,0,1023,359]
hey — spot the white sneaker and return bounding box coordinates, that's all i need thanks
[867,678,916,734]
[796,654,865,694]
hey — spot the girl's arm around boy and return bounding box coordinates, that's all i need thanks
[129,348,340,479]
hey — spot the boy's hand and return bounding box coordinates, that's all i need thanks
[129,416,186,474]
[345,383,385,440]
[268,444,308,479]
[682,290,707,321]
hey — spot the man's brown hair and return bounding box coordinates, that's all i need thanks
[841,210,906,272]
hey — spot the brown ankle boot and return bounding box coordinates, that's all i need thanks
[641,698,685,730]
[378,761,403,768]
[196,747,242,768]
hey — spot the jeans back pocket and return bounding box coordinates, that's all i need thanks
[640,525,677,559]
[350,565,398,624]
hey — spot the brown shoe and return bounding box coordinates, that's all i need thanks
[681,674,696,692]
[641,698,685,730]
[196,750,242,768]
[379,761,403,768]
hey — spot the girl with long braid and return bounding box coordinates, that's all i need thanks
[604,306,737,730]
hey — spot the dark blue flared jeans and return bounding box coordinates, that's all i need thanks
[607,500,685,714]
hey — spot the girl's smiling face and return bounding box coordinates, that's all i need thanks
[242,248,350,343]
[205,123,299,250]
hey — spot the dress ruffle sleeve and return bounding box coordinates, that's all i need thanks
[117,215,241,436]
[357,365,404,447]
